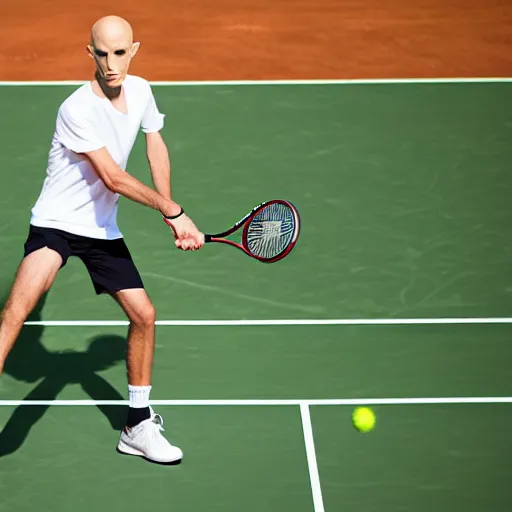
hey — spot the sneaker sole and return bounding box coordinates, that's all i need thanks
[116,440,183,466]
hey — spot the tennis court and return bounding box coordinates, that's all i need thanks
[0,80,511,511]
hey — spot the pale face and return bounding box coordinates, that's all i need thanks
[87,18,139,89]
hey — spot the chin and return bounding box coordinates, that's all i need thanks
[104,76,125,88]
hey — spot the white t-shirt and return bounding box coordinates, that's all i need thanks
[30,74,165,239]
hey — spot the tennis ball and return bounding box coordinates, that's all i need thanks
[352,406,376,433]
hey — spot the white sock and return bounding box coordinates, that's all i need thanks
[128,385,152,408]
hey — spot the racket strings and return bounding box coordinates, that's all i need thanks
[245,203,296,259]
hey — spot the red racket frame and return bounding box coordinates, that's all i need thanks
[204,199,301,263]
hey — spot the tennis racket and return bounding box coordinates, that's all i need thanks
[204,200,301,263]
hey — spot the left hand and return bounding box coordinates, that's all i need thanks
[163,213,204,251]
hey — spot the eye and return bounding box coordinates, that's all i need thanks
[114,50,126,56]
[94,49,108,58]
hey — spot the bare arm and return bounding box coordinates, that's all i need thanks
[145,132,205,250]
[85,146,204,250]
[84,147,181,218]
[145,131,172,201]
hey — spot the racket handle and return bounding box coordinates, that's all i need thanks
[204,234,212,243]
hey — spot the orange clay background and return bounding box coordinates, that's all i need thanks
[1,0,511,81]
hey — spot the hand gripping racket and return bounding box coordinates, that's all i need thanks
[204,200,301,263]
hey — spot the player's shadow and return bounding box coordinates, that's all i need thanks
[0,291,127,457]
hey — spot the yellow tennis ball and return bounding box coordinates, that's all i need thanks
[352,406,376,432]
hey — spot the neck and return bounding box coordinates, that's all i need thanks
[95,71,122,99]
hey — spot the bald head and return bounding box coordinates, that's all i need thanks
[87,15,140,89]
[91,15,133,47]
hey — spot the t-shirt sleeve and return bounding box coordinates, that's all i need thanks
[55,104,105,154]
[141,86,165,133]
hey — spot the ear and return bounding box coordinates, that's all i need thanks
[86,44,95,59]
[131,42,140,58]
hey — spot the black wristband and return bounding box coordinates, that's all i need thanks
[164,207,185,220]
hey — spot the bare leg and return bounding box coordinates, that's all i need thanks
[113,288,156,386]
[113,289,183,464]
[0,248,62,374]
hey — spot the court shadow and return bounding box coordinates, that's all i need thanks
[0,291,128,457]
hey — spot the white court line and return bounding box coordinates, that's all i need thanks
[0,397,511,406]
[22,317,512,327]
[0,78,511,86]
[300,404,325,512]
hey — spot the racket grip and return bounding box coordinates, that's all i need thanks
[204,234,212,243]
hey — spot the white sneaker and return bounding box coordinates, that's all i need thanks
[116,408,183,465]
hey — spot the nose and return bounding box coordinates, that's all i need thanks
[106,54,116,72]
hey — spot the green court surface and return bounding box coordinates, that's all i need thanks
[0,81,512,511]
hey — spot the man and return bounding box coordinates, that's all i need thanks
[0,15,203,464]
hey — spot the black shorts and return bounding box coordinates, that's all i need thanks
[23,225,145,295]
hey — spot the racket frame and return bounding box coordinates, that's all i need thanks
[204,199,301,263]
